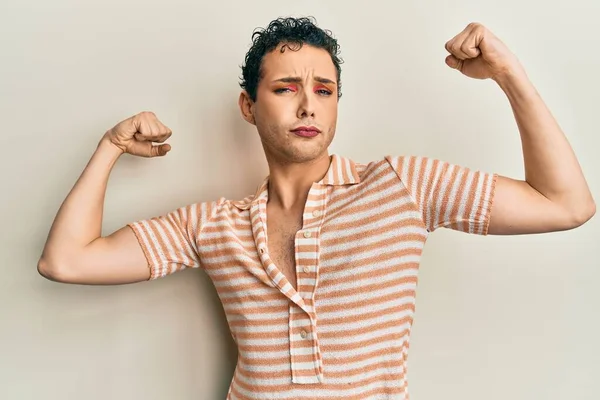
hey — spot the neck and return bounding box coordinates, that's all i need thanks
[265,152,331,211]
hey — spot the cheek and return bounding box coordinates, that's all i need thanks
[260,97,290,119]
[324,103,338,121]
[254,113,286,139]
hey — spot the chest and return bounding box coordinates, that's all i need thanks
[266,207,303,288]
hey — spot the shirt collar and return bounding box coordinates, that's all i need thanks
[232,154,360,210]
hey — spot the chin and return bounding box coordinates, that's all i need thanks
[282,146,328,163]
[263,131,334,164]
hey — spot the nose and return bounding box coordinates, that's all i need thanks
[296,90,315,119]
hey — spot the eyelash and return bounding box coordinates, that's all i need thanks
[274,88,332,96]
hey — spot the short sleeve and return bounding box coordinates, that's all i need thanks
[127,201,217,280]
[385,155,498,235]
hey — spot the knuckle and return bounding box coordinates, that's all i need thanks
[473,24,485,33]
[140,111,156,119]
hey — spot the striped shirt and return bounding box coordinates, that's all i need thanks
[128,154,497,400]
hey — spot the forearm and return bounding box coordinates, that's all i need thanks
[494,68,595,218]
[40,137,123,265]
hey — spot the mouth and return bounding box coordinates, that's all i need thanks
[291,126,321,138]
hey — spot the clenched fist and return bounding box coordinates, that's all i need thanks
[444,22,523,81]
[102,111,172,158]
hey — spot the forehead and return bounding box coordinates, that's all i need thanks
[260,43,337,80]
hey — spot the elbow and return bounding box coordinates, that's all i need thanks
[37,257,73,283]
[567,198,596,229]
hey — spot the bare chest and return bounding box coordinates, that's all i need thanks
[266,209,303,290]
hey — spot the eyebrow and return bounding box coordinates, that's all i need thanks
[273,76,336,85]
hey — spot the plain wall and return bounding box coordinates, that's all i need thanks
[1,0,598,399]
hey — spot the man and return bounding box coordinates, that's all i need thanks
[38,16,594,399]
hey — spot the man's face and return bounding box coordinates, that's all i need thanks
[242,43,339,164]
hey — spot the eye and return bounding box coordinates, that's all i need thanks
[274,85,297,94]
[316,89,333,96]
[314,84,333,96]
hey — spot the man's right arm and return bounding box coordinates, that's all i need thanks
[37,111,173,285]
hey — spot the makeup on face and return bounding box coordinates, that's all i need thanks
[272,76,335,96]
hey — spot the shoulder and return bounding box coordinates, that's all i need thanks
[328,154,423,186]
[352,154,426,179]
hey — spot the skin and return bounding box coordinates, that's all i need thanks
[444,23,595,234]
[238,43,339,210]
[37,22,595,285]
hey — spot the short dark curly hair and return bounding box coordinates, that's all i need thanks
[239,16,343,102]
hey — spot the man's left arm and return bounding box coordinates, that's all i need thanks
[444,23,596,235]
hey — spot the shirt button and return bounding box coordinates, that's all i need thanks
[300,330,308,339]
[303,231,312,238]
[303,266,310,273]
[312,210,322,217]
[259,248,265,254]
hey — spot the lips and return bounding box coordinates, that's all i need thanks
[291,126,321,138]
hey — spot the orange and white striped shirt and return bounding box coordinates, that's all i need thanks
[128,154,497,400]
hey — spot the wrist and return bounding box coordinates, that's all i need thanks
[492,63,529,90]
[492,64,539,104]
[97,133,125,159]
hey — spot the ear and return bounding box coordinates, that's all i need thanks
[238,91,256,125]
